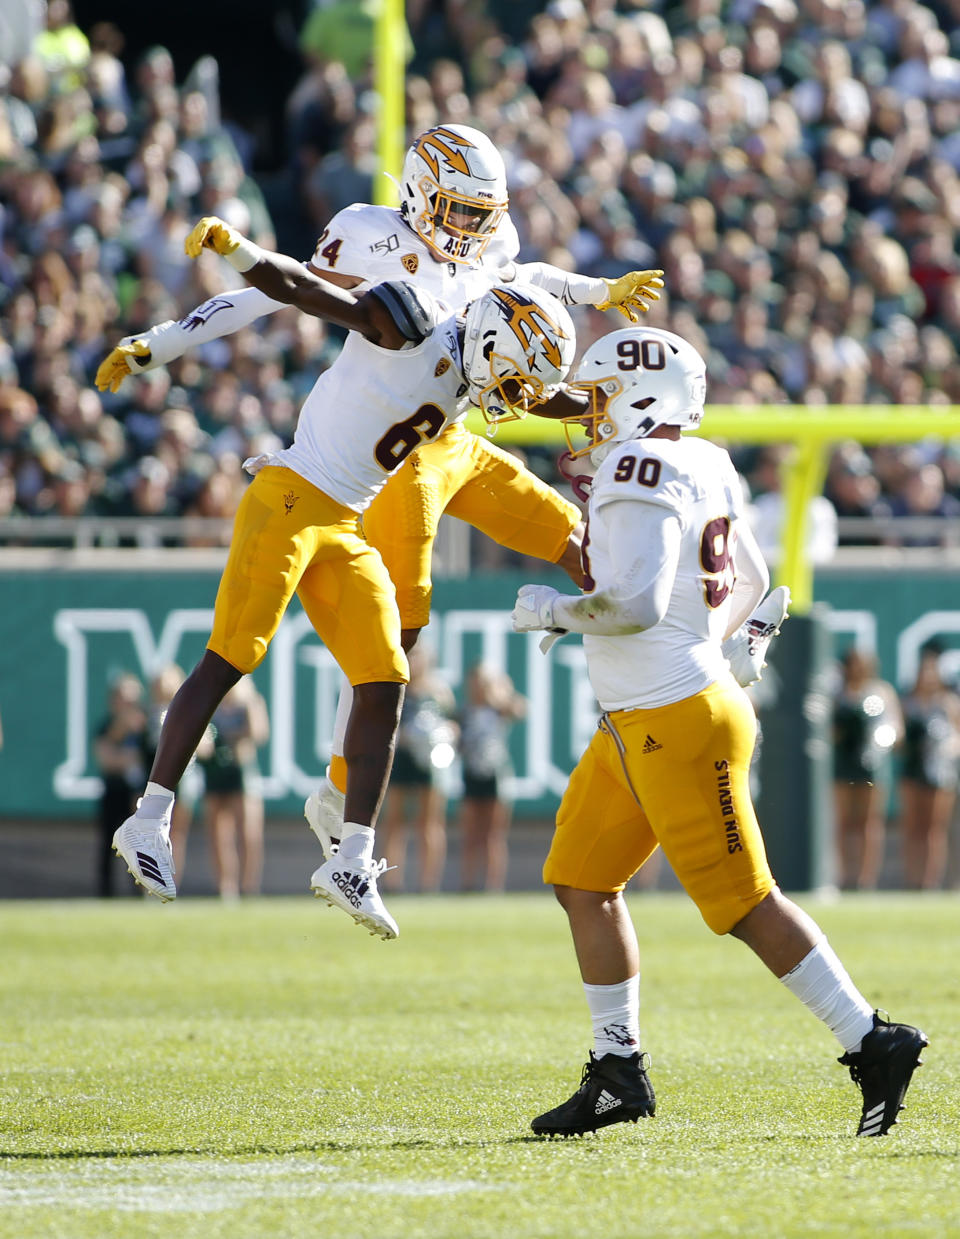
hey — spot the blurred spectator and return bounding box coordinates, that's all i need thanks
[898,644,960,890]
[825,443,893,546]
[747,444,839,566]
[457,663,526,893]
[832,648,903,890]
[298,0,412,81]
[1,0,960,549]
[381,646,459,893]
[199,678,270,899]
[92,672,147,897]
[885,459,960,546]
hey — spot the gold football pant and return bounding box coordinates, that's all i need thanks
[208,467,408,686]
[544,676,775,934]
[362,422,580,630]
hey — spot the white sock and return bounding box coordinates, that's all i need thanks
[584,975,641,1059]
[337,823,375,865]
[139,782,174,819]
[779,939,875,1053]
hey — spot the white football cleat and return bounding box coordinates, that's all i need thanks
[112,808,176,902]
[303,768,345,859]
[722,585,791,687]
[311,855,399,940]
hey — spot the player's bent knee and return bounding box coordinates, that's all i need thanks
[699,882,776,936]
[553,884,619,913]
[206,637,265,677]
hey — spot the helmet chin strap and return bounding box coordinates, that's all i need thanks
[558,451,593,503]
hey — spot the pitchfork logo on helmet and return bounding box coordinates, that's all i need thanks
[461,283,576,428]
[563,327,707,466]
[400,124,509,264]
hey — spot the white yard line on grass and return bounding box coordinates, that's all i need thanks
[0,1157,500,1212]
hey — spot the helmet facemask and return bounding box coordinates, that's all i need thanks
[561,375,635,464]
[470,355,549,426]
[410,178,507,263]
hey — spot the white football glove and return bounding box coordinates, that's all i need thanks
[722,586,791,687]
[513,585,569,654]
[512,584,563,632]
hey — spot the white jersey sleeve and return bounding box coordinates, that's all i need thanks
[124,285,290,370]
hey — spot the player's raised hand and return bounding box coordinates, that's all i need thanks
[94,338,152,393]
[596,270,665,322]
[184,215,244,260]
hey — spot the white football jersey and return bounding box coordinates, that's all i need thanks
[582,436,746,711]
[310,203,520,312]
[259,310,469,511]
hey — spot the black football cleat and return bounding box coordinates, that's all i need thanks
[531,1051,656,1137]
[838,1012,929,1136]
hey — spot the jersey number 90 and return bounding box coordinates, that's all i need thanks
[700,515,734,608]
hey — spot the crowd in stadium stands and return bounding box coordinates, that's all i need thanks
[1,0,959,547]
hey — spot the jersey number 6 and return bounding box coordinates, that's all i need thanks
[375,403,446,471]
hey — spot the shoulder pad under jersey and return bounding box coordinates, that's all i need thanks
[366,281,444,344]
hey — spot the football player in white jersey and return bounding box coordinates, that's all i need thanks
[511,326,929,1138]
[95,123,665,859]
[110,213,579,941]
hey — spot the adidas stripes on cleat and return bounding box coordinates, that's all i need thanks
[112,812,176,902]
[531,1051,656,1137]
[311,855,398,940]
[838,1011,929,1136]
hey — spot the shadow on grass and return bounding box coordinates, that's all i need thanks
[1,1134,562,1161]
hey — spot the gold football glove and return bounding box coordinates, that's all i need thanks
[94,339,152,393]
[184,215,242,259]
[595,269,665,322]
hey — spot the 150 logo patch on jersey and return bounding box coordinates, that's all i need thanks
[370,233,400,255]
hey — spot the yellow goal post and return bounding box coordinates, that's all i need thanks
[373,0,406,205]
[465,405,960,613]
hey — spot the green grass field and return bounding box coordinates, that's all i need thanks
[1,892,957,1239]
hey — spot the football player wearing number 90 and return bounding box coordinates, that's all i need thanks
[107,212,583,943]
[511,326,929,1139]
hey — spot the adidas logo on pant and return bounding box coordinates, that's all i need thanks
[595,1089,622,1115]
[642,735,662,754]
[331,868,370,909]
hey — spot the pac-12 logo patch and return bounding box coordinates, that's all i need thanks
[434,357,451,377]
[401,253,419,274]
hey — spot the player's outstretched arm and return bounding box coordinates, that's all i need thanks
[512,502,680,639]
[184,217,425,349]
[507,261,665,321]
